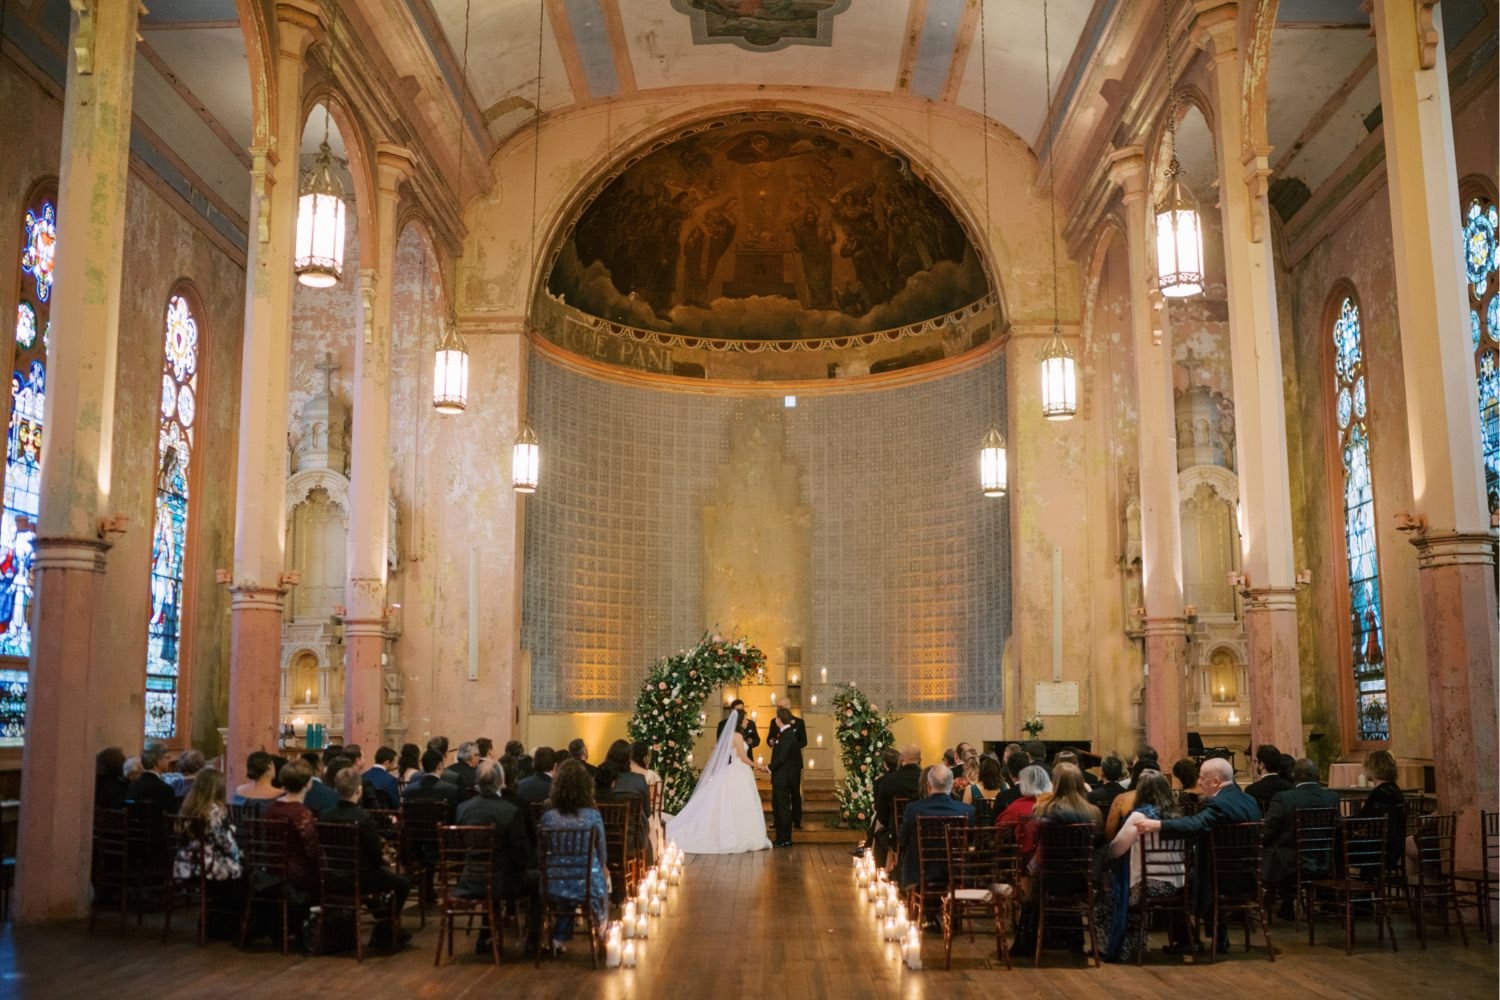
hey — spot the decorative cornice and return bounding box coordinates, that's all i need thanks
[1409,530,1499,571]
[33,536,110,574]
[1241,586,1298,613]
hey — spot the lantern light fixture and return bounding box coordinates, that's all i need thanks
[512,421,540,494]
[979,426,1008,498]
[1036,0,1077,422]
[432,316,468,414]
[1153,0,1204,299]
[294,139,347,288]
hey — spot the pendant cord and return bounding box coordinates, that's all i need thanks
[1163,0,1179,178]
[450,0,471,326]
[978,0,990,297]
[323,0,335,146]
[527,0,545,327]
[1043,0,1059,335]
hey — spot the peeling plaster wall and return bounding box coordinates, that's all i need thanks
[1281,73,1498,763]
[289,221,360,454]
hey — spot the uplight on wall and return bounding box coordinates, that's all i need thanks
[979,426,1008,497]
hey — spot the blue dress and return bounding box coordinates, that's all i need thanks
[539,806,609,940]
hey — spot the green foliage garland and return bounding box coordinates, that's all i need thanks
[831,683,898,828]
[627,633,767,813]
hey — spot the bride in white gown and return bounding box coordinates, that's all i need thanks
[666,708,772,854]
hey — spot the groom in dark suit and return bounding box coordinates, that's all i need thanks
[716,699,761,754]
[768,706,808,829]
[769,707,803,847]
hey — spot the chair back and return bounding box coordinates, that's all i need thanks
[1293,806,1337,875]
[315,821,364,904]
[970,795,999,827]
[92,807,130,883]
[649,781,664,828]
[239,817,292,882]
[1412,813,1459,881]
[1035,823,1095,903]
[1208,821,1264,904]
[529,801,550,828]
[1139,829,1190,885]
[1336,814,1388,892]
[1483,810,1499,880]
[598,802,630,890]
[125,800,169,874]
[401,799,448,866]
[893,796,912,832]
[437,824,498,902]
[944,824,1012,892]
[538,825,599,904]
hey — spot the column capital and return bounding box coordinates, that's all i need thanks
[375,143,418,193]
[229,585,287,613]
[33,537,110,574]
[1409,529,1499,571]
[275,1,326,44]
[343,619,388,640]
[1106,146,1148,200]
[1241,585,1298,613]
[1189,1,1240,61]
[1142,616,1190,638]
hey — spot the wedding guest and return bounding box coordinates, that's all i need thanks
[1034,763,1100,828]
[997,750,1034,810]
[476,737,494,762]
[538,759,609,956]
[631,741,665,856]
[167,750,207,800]
[872,745,922,867]
[95,747,128,810]
[505,739,526,760]
[852,747,903,857]
[457,759,538,956]
[1105,756,1165,839]
[514,754,535,781]
[1245,745,1295,815]
[232,751,283,809]
[363,746,402,808]
[404,749,460,821]
[518,747,557,806]
[321,766,411,949]
[426,735,450,764]
[265,761,321,899]
[1088,755,1129,816]
[174,768,247,938]
[996,764,1052,865]
[303,752,339,814]
[396,743,422,786]
[599,739,650,865]
[1171,758,1202,811]
[128,746,179,817]
[1358,749,1407,870]
[124,755,144,784]
[567,737,600,780]
[1097,771,1185,961]
[962,755,1006,824]
[1263,758,1339,920]
[897,764,973,896]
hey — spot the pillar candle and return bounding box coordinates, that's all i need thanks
[606,926,622,968]
[895,908,910,940]
[820,667,828,683]
[884,916,896,941]
[636,913,649,938]
[623,940,637,968]
[874,897,887,918]
[904,927,922,969]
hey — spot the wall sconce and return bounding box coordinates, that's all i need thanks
[1295,569,1312,587]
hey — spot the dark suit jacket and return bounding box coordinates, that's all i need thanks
[516,772,552,806]
[126,771,178,817]
[455,792,535,897]
[403,772,460,821]
[874,764,923,832]
[767,716,807,751]
[769,724,803,787]
[441,761,477,792]
[897,795,974,888]
[1086,780,1126,816]
[1160,782,1262,911]
[319,799,390,874]
[1359,780,1406,868]
[1246,774,1295,816]
[304,778,338,815]
[1263,782,1340,883]
[716,717,761,753]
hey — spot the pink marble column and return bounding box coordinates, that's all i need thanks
[1371,0,1500,865]
[1142,620,1189,760]
[1242,587,1302,754]
[15,0,140,921]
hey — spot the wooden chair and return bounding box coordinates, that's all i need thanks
[905,814,969,928]
[314,821,402,963]
[1033,822,1100,968]
[941,824,1017,970]
[969,795,999,828]
[648,781,664,850]
[400,799,449,928]
[89,807,130,931]
[434,825,502,966]
[1207,821,1274,963]
[1304,815,1395,955]
[124,800,172,923]
[1453,809,1498,943]
[1135,831,1195,964]
[366,808,403,866]
[1290,807,1337,930]
[536,825,604,968]
[1408,812,1468,948]
[528,801,550,828]
[237,817,293,954]
[160,819,210,945]
[598,802,632,906]
[889,796,912,868]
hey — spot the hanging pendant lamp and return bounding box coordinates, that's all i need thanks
[1036,0,1077,421]
[512,421,540,494]
[980,426,1008,498]
[294,138,348,288]
[432,314,469,414]
[1153,0,1204,299]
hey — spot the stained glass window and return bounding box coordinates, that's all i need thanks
[1463,195,1499,517]
[0,191,55,744]
[1332,295,1387,743]
[145,294,199,740]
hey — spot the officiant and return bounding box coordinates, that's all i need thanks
[767,705,807,829]
[717,699,761,755]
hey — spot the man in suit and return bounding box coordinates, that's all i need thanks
[404,749,460,820]
[320,766,412,949]
[456,759,538,955]
[363,746,402,808]
[566,738,599,780]
[768,707,804,847]
[1087,754,1128,815]
[896,765,973,904]
[127,746,180,815]
[517,746,557,806]
[872,745,923,867]
[1262,758,1340,920]
[442,741,480,793]
[1138,756,1261,951]
[1245,744,1295,815]
[715,700,761,757]
[768,706,807,829]
[301,751,339,813]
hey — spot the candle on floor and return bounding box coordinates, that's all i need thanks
[884,916,896,941]
[808,758,815,769]
[606,925,622,967]
[875,896,887,918]
[623,940,637,968]
[636,913,649,938]
[623,901,636,937]
[895,906,910,940]
[648,894,662,916]
[904,927,922,969]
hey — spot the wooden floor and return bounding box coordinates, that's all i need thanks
[1,845,1495,1000]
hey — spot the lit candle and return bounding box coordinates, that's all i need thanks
[884,916,896,940]
[904,927,922,969]
[808,758,815,769]
[656,876,668,901]
[636,913,649,938]
[770,691,777,706]
[757,755,764,766]
[875,897,887,918]
[305,687,312,703]
[816,733,824,747]
[623,939,637,967]
[895,906,910,940]
[791,671,800,684]
[811,694,818,706]
[606,925,622,967]
[623,901,636,937]
[820,667,828,683]
[648,894,662,916]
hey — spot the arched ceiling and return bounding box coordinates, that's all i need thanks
[427,0,1098,150]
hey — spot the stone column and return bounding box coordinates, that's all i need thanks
[1193,4,1303,755]
[1370,0,1499,863]
[343,145,414,750]
[227,10,318,784]
[15,0,140,922]
[1110,148,1189,760]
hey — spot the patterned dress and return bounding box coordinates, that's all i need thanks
[539,806,609,940]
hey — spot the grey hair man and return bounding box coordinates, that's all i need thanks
[442,740,480,792]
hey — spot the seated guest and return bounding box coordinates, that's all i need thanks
[95,747,128,809]
[165,749,206,799]
[442,741,480,793]
[598,739,651,863]
[539,759,610,956]
[1245,745,1295,815]
[404,749,460,820]
[631,741,665,857]
[232,751,283,809]
[961,755,1006,822]
[124,755,144,784]
[396,743,422,786]
[265,761,321,899]
[997,749,1034,811]
[1171,757,1202,811]
[872,745,923,867]
[518,747,557,806]
[426,735,450,766]
[127,746,180,817]
[363,746,402,808]
[1357,749,1406,871]
[567,737,599,779]
[1088,755,1128,816]
[1262,758,1339,919]
[302,752,338,814]
[1098,772,1186,961]
[897,765,974,894]
[173,768,247,938]
[1135,757,1260,951]
[457,759,538,955]
[852,747,903,857]
[514,754,535,781]
[1034,762,1101,828]
[1024,741,1049,773]
[996,764,1052,866]
[476,737,495,762]
[1105,756,1165,839]
[505,739,526,760]
[320,766,412,949]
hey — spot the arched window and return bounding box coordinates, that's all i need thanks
[1330,293,1387,744]
[0,185,56,743]
[1461,190,1498,516]
[145,291,200,741]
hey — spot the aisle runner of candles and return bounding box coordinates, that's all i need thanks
[604,841,687,969]
[853,848,921,970]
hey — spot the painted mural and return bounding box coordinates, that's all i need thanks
[672,0,850,51]
[544,116,988,345]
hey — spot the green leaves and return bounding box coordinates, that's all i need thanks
[830,683,898,828]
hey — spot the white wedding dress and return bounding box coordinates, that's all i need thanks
[666,709,771,855]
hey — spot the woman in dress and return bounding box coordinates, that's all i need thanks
[665,708,772,855]
[1358,749,1408,870]
[630,741,665,858]
[396,743,422,786]
[962,754,1006,825]
[539,759,610,956]
[996,764,1051,868]
[231,751,283,812]
[1096,770,1185,961]
[174,768,247,938]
